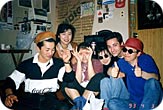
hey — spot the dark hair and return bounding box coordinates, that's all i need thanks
[98,30,123,44]
[112,32,123,44]
[37,38,56,49]
[56,23,76,43]
[98,30,113,38]
[96,44,109,54]
[77,42,90,52]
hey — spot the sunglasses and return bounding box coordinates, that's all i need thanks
[98,54,110,60]
[122,47,138,54]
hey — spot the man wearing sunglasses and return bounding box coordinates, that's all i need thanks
[103,38,163,110]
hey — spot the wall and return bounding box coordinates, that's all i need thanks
[0,0,56,80]
[0,30,18,79]
[137,29,163,84]
[2,0,162,85]
[55,0,94,44]
[92,0,129,41]
[0,0,34,80]
[54,0,129,44]
[131,1,163,84]
[0,0,129,80]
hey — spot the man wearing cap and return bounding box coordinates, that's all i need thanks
[102,38,163,110]
[2,31,74,110]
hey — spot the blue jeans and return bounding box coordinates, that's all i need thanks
[100,77,129,108]
[100,78,163,110]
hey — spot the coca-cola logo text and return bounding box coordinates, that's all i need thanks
[32,88,52,94]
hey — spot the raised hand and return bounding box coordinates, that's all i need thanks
[71,47,82,62]
[134,59,142,77]
[87,47,93,60]
[61,49,71,63]
[111,62,119,78]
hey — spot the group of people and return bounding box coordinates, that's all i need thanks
[1,23,162,110]
[98,30,163,110]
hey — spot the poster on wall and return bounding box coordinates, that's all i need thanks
[0,4,7,23]
[115,0,125,8]
[138,0,163,29]
[19,0,32,8]
[80,2,94,17]
[0,1,13,30]
[102,0,115,5]
[42,0,50,13]
[0,1,12,23]
[97,9,103,23]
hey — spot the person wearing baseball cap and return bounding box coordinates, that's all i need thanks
[103,37,162,110]
[34,31,55,44]
[123,37,143,52]
[2,31,74,110]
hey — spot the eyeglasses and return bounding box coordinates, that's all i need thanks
[122,47,138,54]
[98,54,110,60]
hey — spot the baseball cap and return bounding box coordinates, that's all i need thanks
[123,38,143,52]
[34,31,55,44]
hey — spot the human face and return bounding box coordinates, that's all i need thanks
[59,29,72,46]
[123,46,139,65]
[38,41,55,63]
[98,50,111,65]
[79,48,90,63]
[106,38,123,57]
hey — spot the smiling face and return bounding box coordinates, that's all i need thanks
[38,41,55,63]
[59,29,72,46]
[123,46,141,65]
[106,38,123,57]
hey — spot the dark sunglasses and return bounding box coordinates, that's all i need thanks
[98,54,109,60]
[122,47,138,54]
